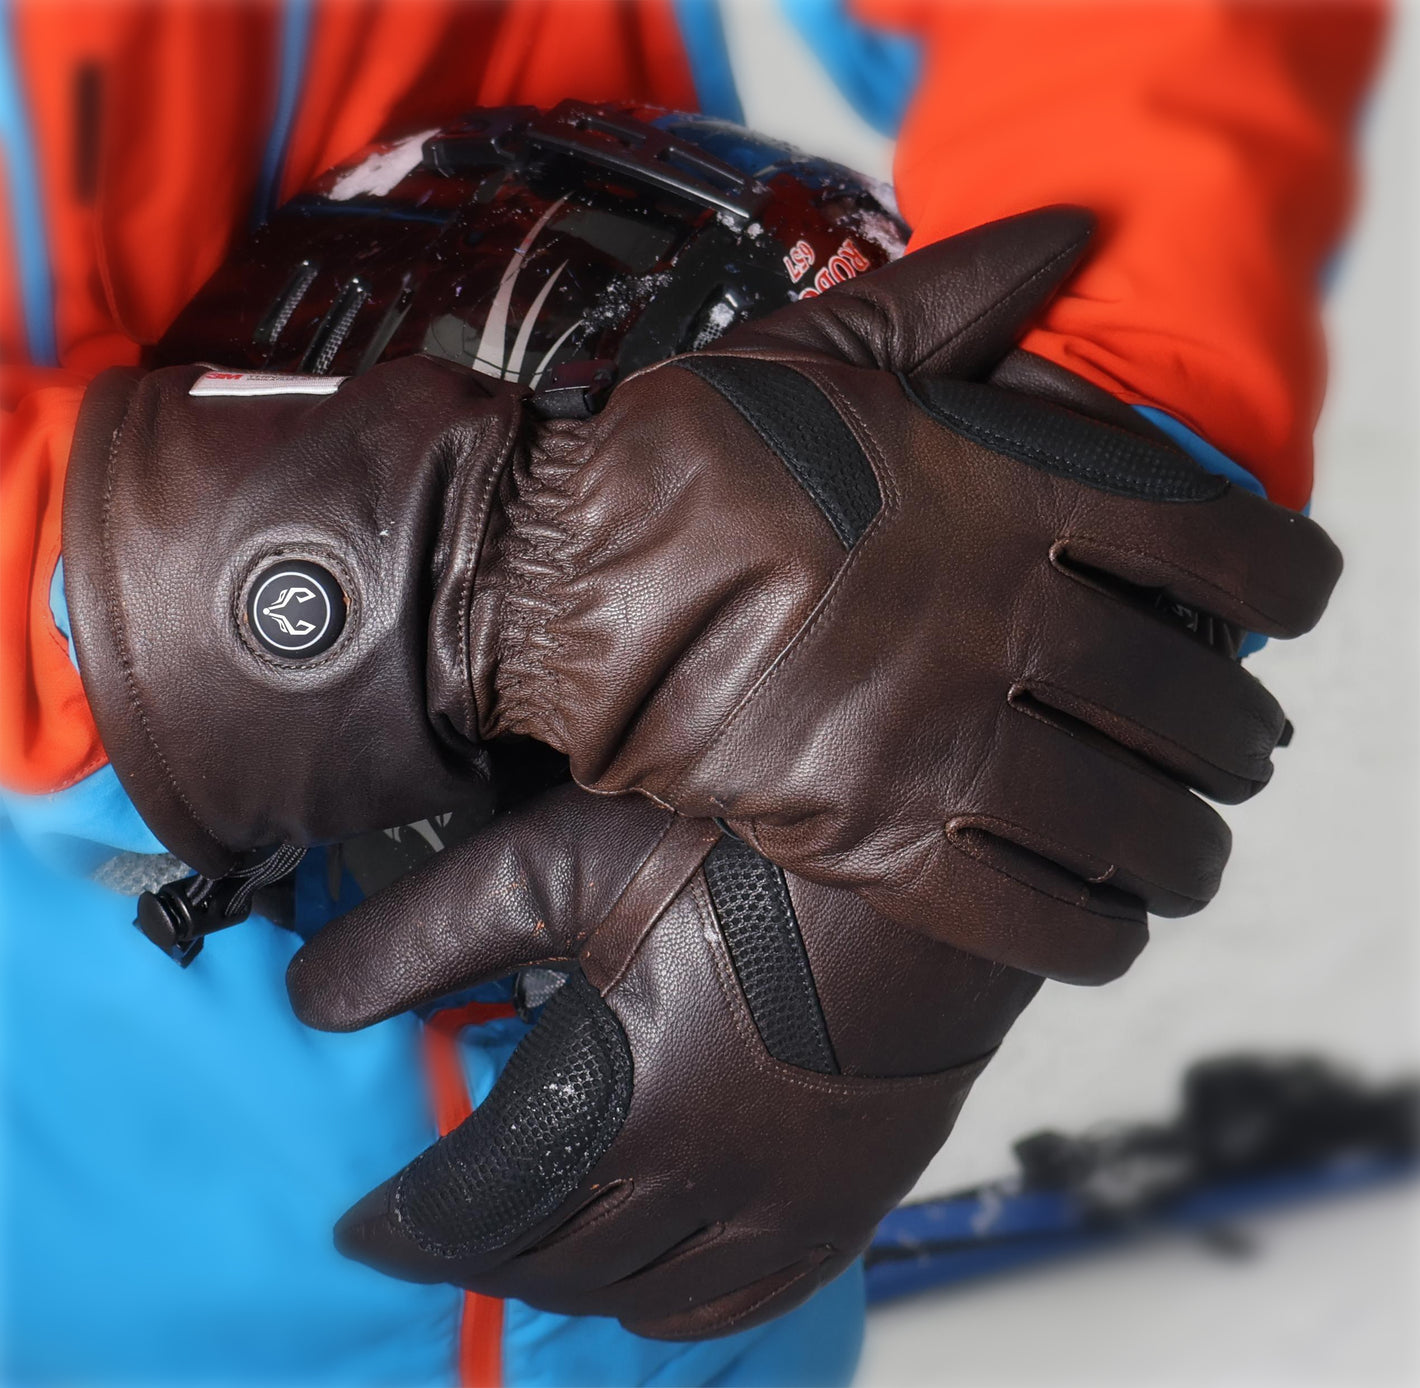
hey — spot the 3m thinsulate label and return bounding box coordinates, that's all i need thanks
[190,370,346,398]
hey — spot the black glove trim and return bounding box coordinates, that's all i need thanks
[677,356,881,546]
[704,835,838,1075]
[904,374,1227,503]
[393,971,632,1259]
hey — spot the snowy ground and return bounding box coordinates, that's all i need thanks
[721,3,1420,1383]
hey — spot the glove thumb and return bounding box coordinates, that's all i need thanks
[719,205,1094,379]
[286,784,679,1033]
[333,969,633,1284]
[293,786,720,1288]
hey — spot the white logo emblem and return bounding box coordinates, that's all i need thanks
[250,569,334,653]
[190,370,346,397]
[261,585,320,638]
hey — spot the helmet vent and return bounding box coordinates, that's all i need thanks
[356,272,416,374]
[254,260,318,350]
[302,278,368,375]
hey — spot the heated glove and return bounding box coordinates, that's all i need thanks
[286,783,1039,1339]
[64,207,1341,983]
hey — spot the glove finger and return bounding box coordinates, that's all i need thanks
[906,372,1341,639]
[843,827,1148,985]
[788,874,1043,1076]
[464,1196,711,1317]
[621,1243,841,1341]
[1024,577,1288,803]
[720,207,1094,379]
[287,785,674,1032]
[954,710,1232,918]
[483,1225,835,1338]
[1058,485,1343,641]
[335,972,633,1283]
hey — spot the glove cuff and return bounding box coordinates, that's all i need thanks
[452,417,590,748]
[63,356,523,874]
[462,360,856,783]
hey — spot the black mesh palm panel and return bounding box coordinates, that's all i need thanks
[907,376,1228,502]
[393,971,632,1258]
[703,836,839,1074]
[677,356,881,548]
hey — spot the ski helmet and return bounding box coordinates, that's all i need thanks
[153,99,907,417]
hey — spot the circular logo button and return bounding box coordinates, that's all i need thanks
[247,560,345,658]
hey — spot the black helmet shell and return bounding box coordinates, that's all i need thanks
[154,100,907,414]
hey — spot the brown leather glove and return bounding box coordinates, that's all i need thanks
[64,207,1341,984]
[286,783,1038,1340]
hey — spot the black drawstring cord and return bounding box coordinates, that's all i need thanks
[136,844,307,967]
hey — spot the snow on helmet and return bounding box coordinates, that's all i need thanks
[154,100,907,415]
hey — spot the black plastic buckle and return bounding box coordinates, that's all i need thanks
[530,360,616,419]
[422,106,540,176]
[134,844,305,967]
[135,874,254,967]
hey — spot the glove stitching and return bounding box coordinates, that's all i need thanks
[1055,532,1292,631]
[688,876,991,1096]
[1018,676,1270,787]
[453,414,521,740]
[515,1179,636,1255]
[683,1249,834,1335]
[657,373,899,806]
[450,442,480,741]
[906,233,1089,377]
[492,430,587,739]
[941,829,1150,923]
[922,402,1221,501]
[98,381,225,859]
[580,809,695,994]
[585,1224,735,1316]
[950,805,1211,910]
[817,373,900,512]
[946,812,1113,889]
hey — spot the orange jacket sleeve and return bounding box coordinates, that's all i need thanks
[864,0,1386,510]
[1,0,280,795]
[1,370,105,792]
